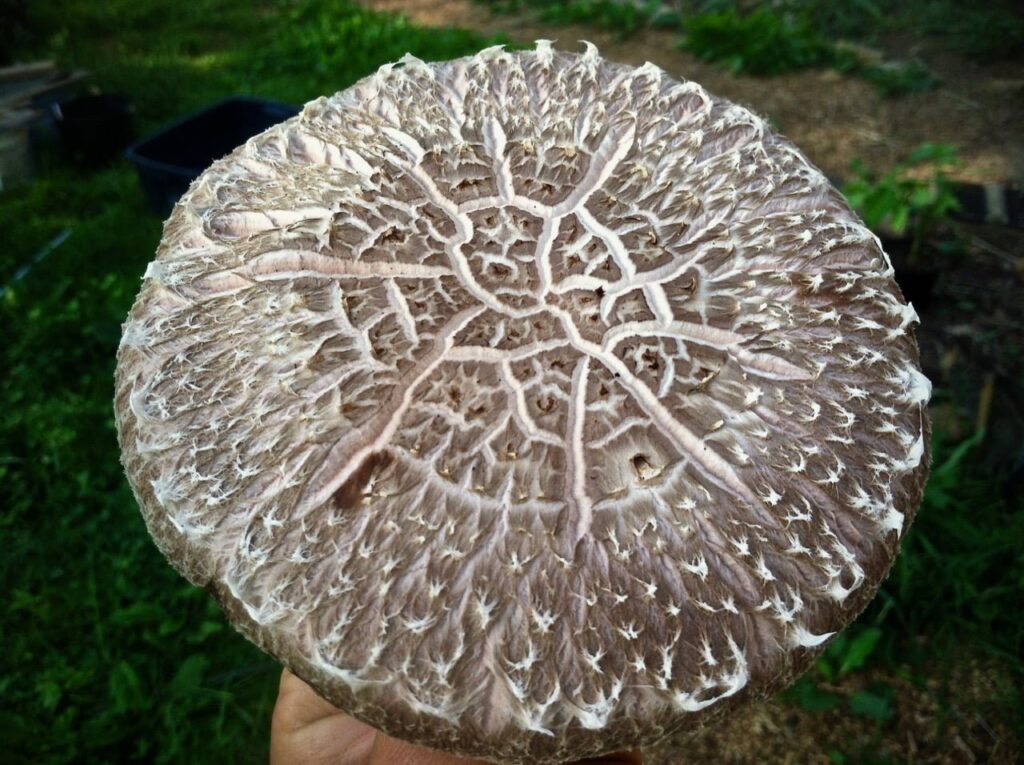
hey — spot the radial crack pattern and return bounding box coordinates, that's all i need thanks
[115,43,931,765]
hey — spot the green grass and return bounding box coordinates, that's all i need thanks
[877,429,1024,673]
[0,1,503,762]
[680,7,831,76]
[481,0,684,38]
[678,5,937,94]
[475,0,1022,92]
[477,0,1024,52]
[1,0,1022,763]
[677,4,940,92]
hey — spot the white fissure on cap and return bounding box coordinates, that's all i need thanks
[115,42,931,764]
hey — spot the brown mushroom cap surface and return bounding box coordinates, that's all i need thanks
[115,44,931,764]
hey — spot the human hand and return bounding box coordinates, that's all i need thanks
[271,669,643,765]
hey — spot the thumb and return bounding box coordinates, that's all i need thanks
[368,733,489,764]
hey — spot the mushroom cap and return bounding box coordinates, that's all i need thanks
[115,44,930,763]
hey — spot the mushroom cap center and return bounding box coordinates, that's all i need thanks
[115,44,931,763]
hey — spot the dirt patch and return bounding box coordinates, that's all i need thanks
[360,0,1024,184]
[646,659,1021,764]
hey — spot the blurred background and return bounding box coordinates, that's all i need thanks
[1,1,1021,763]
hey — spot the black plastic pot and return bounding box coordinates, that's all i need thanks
[52,93,135,165]
[125,96,299,218]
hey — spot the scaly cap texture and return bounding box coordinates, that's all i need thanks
[115,43,930,763]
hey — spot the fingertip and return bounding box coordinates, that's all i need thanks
[277,666,307,697]
[278,666,295,689]
[272,667,346,733]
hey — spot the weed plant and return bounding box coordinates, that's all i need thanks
[842,143,962,264]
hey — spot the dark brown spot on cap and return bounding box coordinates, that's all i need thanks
[332,451,392,511]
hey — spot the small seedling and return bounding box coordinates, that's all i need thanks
[817,627,884,681]
[842,143,961,265]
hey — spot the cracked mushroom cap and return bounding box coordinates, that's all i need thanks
[115,43,931,764]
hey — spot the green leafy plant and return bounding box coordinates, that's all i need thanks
[842,143,961,264]
[784,675,843,712]
[848,683,894,723]
[540,0,674,36]
[783,0,1024,63]
[681,7,831,76]
[832,50,936,96]
[783,625,889,716]
[916,3,1024,62]
[817,627,884,681]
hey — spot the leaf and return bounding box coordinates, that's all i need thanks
[9,589,44,616]
[171,655,210,696]
[907,142,941,164]
[863,188,901,230]
[110,601,167,626]
[924,483,953,510]
[815,655,836,683]
[908,142,958,166]
[784,676,843,712]
[158,614,187,637]
[932,431,983,483]
[186,620,224,645]
[888,205,910,235]
[909,185,935,208]
[108,660,146,714]
[36,678,63,711]
[849,686,893,722]
[839,627,882,676]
